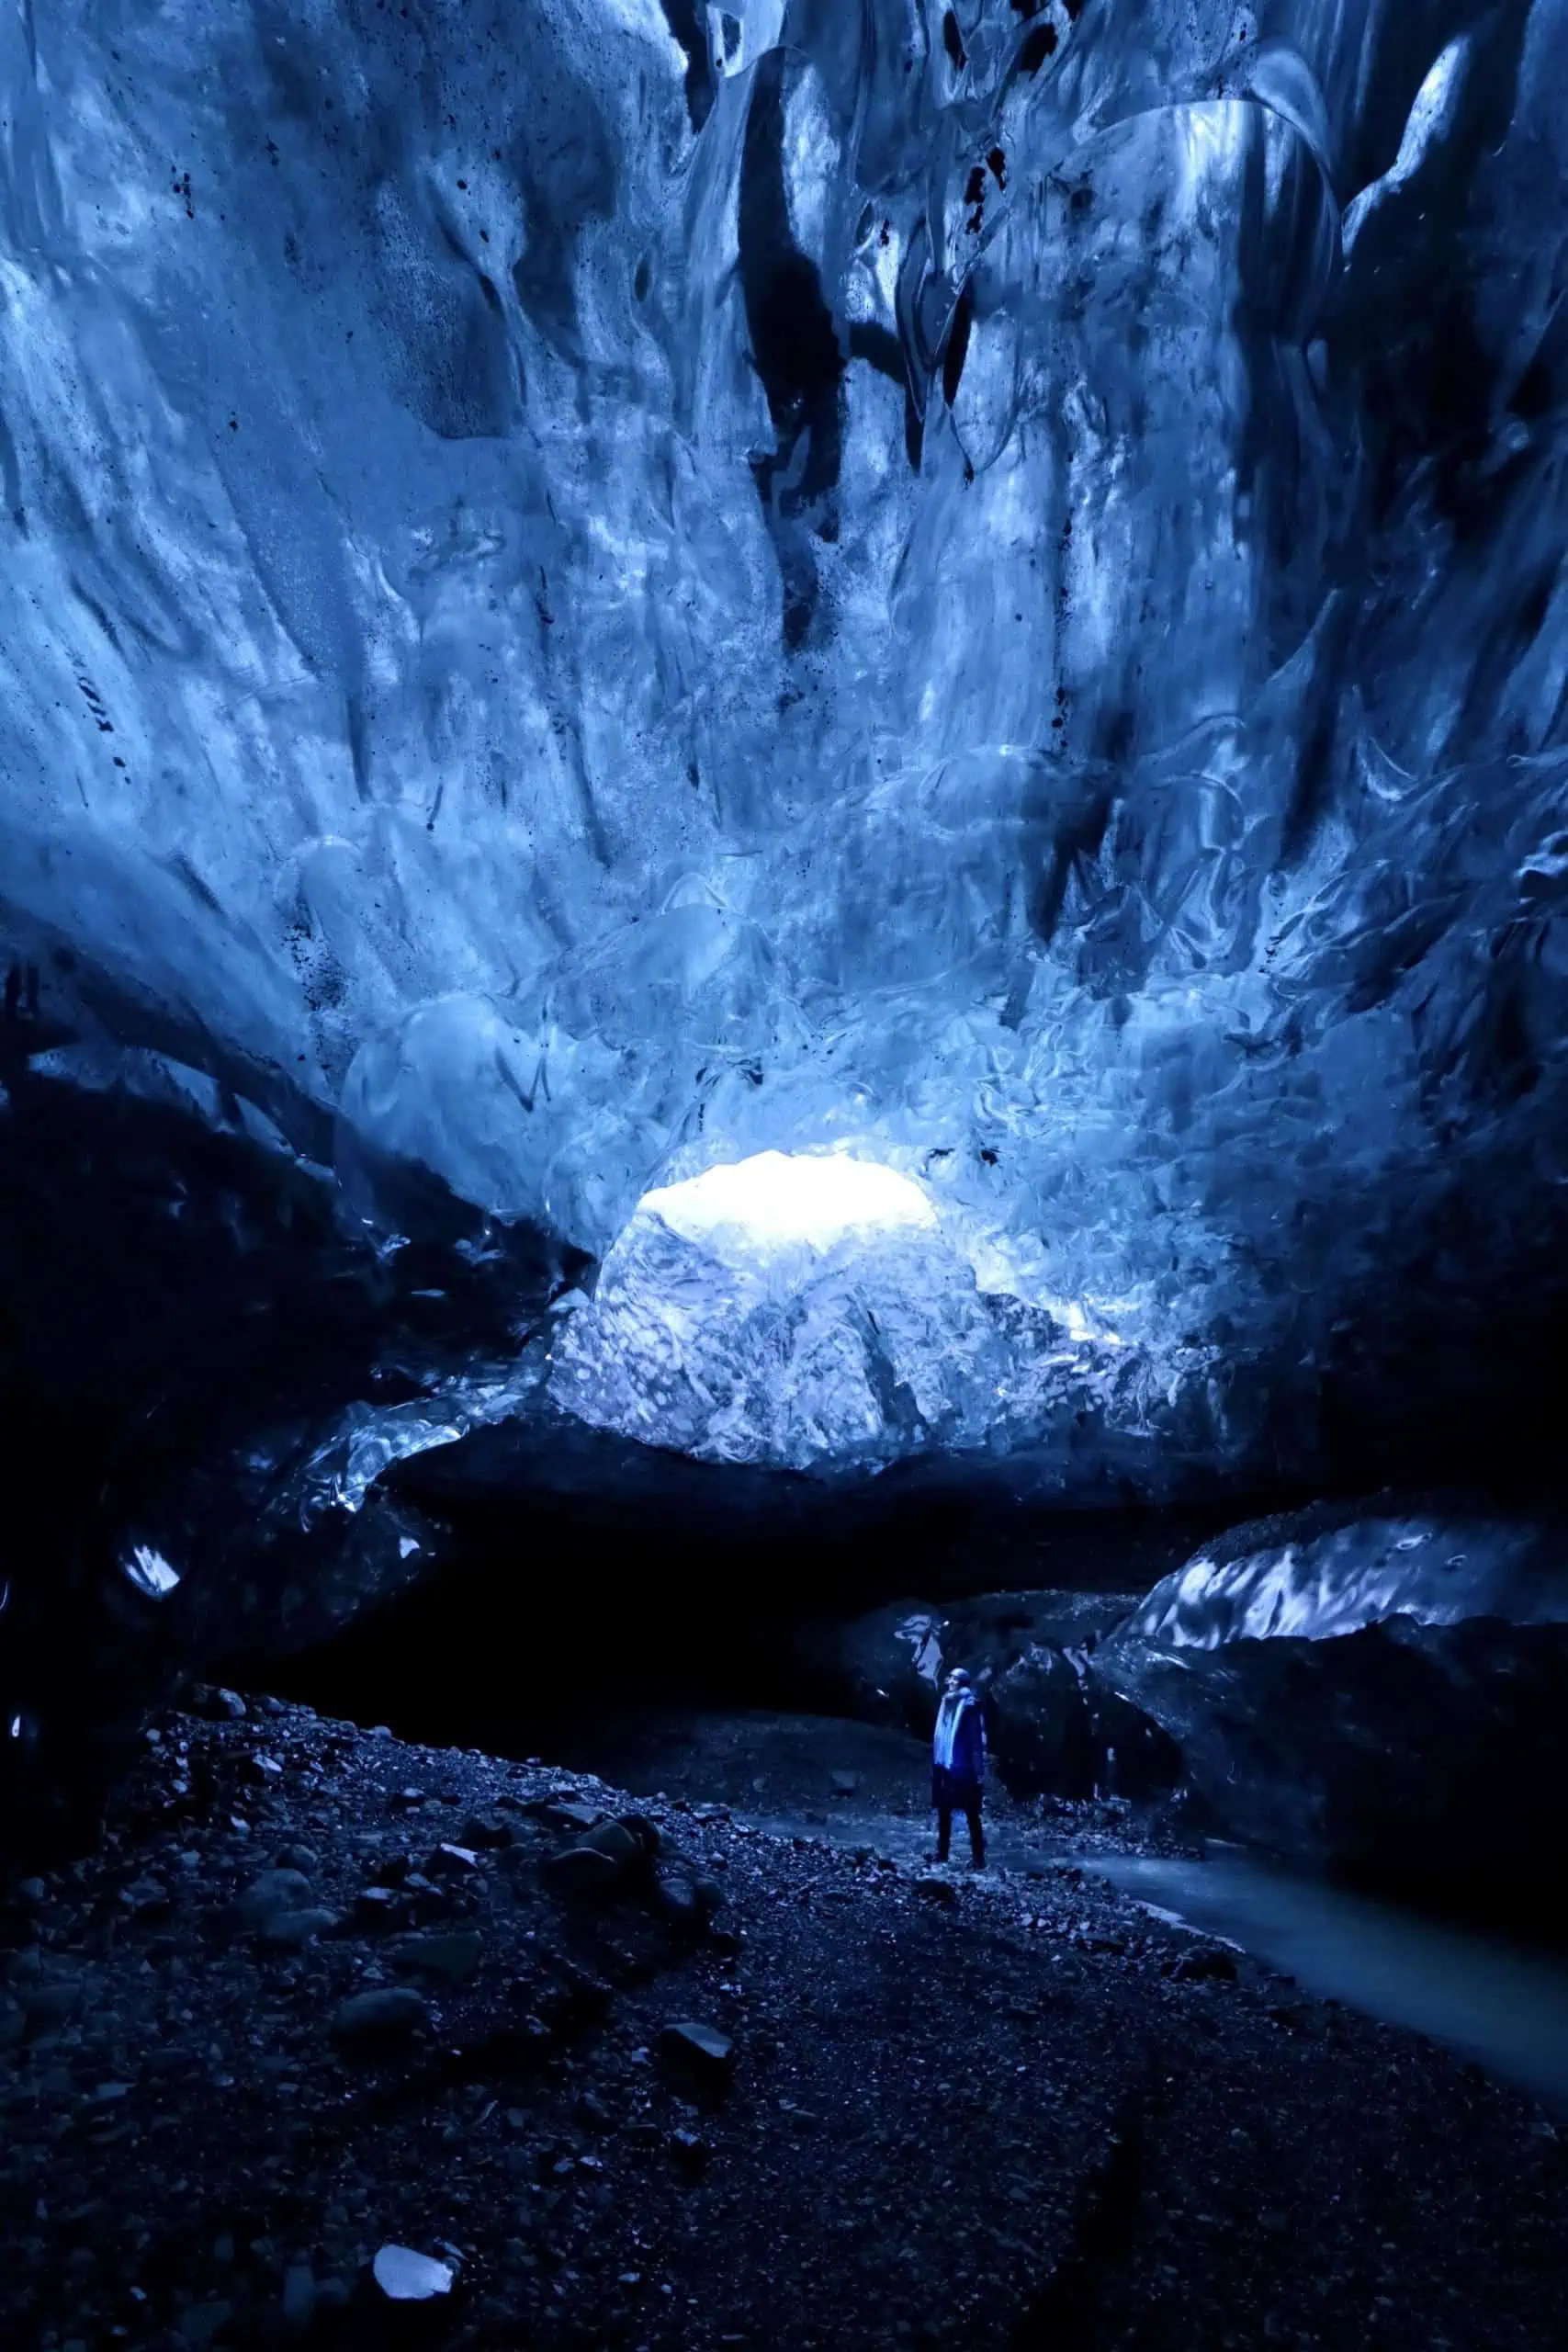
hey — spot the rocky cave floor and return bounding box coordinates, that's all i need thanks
[4,1701,1568,2352]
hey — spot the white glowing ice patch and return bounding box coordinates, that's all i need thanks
[123,1544,181,1598]
[373,2245,453,2302]
[642,1151,936,1257]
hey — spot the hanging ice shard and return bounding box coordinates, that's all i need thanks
[3,1,1568,1495]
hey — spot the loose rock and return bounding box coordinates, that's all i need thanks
[658,2019,735,2086]
[331,1986,429,2048]
[389,1930,483,1983]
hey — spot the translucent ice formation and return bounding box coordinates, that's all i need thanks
[1115,1507,1568,1650]
[3,2,1567,1485]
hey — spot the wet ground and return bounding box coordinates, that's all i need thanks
[1095,1849,1568,2117]
[562,1706,1568,2115]
[547,1707,1161,1873]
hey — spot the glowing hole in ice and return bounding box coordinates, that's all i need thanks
[639,1149,937,1258]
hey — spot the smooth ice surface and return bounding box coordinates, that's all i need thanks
[4,2,1568,1483]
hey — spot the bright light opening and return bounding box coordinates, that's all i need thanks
[640,1149,937,1256]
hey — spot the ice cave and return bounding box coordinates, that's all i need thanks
[6,4,1568,2346]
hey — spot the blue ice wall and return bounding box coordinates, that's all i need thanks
[3,2,1568,1476]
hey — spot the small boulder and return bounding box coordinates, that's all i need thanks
[581,1818,651,1870]
[188,1685,248,1722]
[181,2301,234,2347]
[118,1875,172,1918]
[914,1874,959,1907]
[233,1869,314,1938]
[657,2019,734,2086]
[331,1986,428,2049]
[653,1873,705,1931]
[354,1885,409,1927]
[460,1814,513,1850]
[20,1977,85,2029]
[534,1799,603,1832]
[258,1906,340,1950]
[542,1846,627,1903]
[238,1866,312,1917]
[425,1843,480,1878]
[389,1930,483,1984]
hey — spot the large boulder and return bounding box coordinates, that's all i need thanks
[785,1587,1175,1802]
[988,1646,1181,1801]
[1097,1503,1568,1918]
[1096,1613,1568,1927]
[988,1645,1094,1795]
[785,1600,946,1732]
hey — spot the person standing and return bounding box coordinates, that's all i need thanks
[931,1667,987,1868]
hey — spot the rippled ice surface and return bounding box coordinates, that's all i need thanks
[5,3,1568,1477]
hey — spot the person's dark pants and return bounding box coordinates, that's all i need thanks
[932,1766,985,1864]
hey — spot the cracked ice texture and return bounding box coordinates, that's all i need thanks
[4,2,1568,1476]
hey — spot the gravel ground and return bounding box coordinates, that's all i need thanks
[3,1697,1567,2351]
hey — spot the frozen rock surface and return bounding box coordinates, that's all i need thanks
[5,2,1568,1488]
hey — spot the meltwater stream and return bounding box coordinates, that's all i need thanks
[1097,1850,1568,2118]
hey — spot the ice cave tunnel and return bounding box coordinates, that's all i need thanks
[12,14,1568,2338]
[5,0,1568,1804]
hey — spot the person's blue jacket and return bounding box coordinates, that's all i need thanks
[931,1688,986,1796]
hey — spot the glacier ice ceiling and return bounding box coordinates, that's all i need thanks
[5,0,1568,1514]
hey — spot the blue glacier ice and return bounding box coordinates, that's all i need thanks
[1113,1502,1568,1648]
[547,1147,1142,1467]
[4,0,1568,1495]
